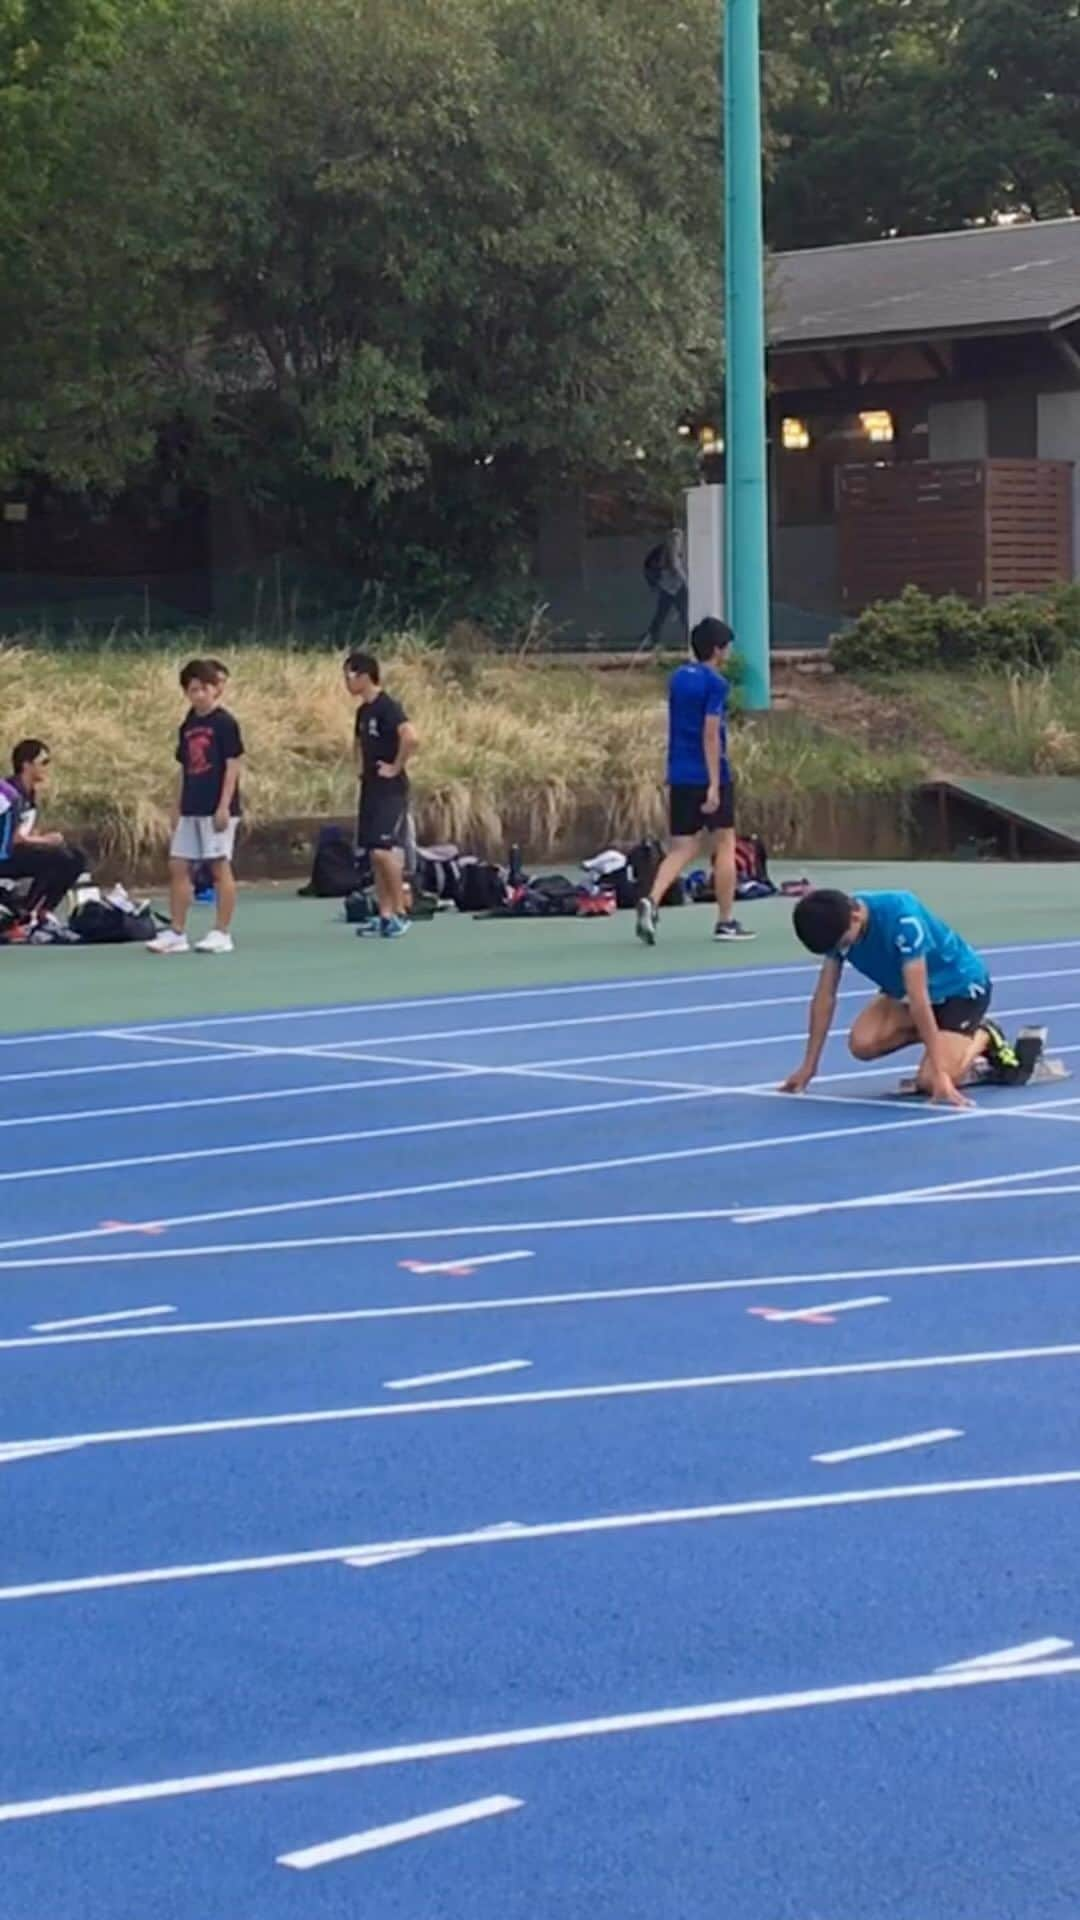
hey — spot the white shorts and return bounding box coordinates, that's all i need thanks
[170,817,238,863]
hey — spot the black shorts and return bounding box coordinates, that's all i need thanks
[357,779,408,853]
[932,983,992,1034]
[668,782,735,838]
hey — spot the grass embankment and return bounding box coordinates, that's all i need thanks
[0,637,924,863]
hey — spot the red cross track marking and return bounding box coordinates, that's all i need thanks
[748,1306,835,1326]
[99,1221,166,1237]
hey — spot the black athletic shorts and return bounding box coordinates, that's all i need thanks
[932,983,992,1034]
[668,781,735,838]
[357,778,409,853]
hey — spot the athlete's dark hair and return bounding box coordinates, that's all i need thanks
[344,650,380,683]
[690,618,734,663]
[178,658,218,690]
[11,738,48,775]
[792,888,855,955]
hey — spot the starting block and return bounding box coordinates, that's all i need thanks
[894,1026,1070,1097]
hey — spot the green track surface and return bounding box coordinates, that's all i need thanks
[5,861,1080,1036]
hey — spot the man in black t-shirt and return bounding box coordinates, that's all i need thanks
[344,650,418,938]
[147,657,244,956]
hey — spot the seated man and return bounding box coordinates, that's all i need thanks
[781,887,1042,1107]
[0,739,86,926]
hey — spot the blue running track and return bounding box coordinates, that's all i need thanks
[3,939,1080,1918]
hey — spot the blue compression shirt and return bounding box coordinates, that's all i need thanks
[667,663,729,786]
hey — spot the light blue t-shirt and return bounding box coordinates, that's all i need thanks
[667,663,729,786]
[833,890,989,1003]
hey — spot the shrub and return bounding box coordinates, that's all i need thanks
[831,584,1079,675]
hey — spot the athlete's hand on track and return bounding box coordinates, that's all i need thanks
[930,1071,973,1110]
[779,1065,814,1094]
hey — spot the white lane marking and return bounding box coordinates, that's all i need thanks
[5,996,1078,1139]
[0,1052,265,1088]
[400,1252,534,1276]
[0,1441,84,1466]
[5,1341,1080,1456]
[30,1306,176,1333]
[0,1068,473,1136]
[5,1655,1080,1825]
[939,1638,1073,1673]
[736,1148,1080,1226]
[0,1109,963,1259]
[132,970,1080,1056]
[342,1547,429,1571]
[813,1428,963,1465]
[2,1465,1077,1603]
[2,929,1072,1047]
[751,1295,889,1324]
[277,1795,522,1871]
[385,1360,532,1391]
[4,1250,1080,1353]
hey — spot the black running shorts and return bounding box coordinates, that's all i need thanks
[357,779,409,852]
[932,983,992,1034]
[668,782,735,838]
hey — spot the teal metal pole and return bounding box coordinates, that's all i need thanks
[723,0,771,708]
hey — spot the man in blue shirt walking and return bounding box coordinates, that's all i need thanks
[782,887,1043,1106]
[636,617,753,946]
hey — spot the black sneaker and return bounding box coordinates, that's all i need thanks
[713,919,756,942]
[636,898,658,947]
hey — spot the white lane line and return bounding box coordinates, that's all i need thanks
[0,1068,474,1136]
[5,995,1078,1139]
[813,1428,963,1465]
[277,1795,522,1871]
[400,1252,534,1276]
[0,1108,963,1259]
[147,969,1080,1056]
[0,1441,84,1466]
[0,1052,266,1088]
[3,1249,1080,1354]
[3,1465,1077,1603]
[30,1306,176,1333]
[385,1360,532,1391]
[5,1341,1080,1456]
[736,1148,1080,1226]
[342,1547,429,1571]
[5,1654,1080,1825]
[752,1295,889,1324]
[0,1198,1065,1273]
[2,929,1072,1047]
[939,1637,1073,1673]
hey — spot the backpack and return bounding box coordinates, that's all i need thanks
[457,862,507,913]
[735,834,770,887]
[627,837,684,908]
[528,875,581,917]
[415,844,463,904]
[643,543,666,590]
[69,900,159,944]
[298,827,372,899]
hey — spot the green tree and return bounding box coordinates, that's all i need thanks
[1,0,721,560]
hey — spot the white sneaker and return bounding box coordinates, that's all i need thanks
[147,928,190,955]
[194,930,234,955]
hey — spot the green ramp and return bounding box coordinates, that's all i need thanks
[922,777,1080,859]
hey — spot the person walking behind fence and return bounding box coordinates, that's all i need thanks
[643,529,689,648]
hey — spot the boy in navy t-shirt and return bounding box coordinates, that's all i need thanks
[782,887,1043,1106]
[636,617,753,946]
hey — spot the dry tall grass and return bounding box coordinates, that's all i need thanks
[0,638,922,861]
